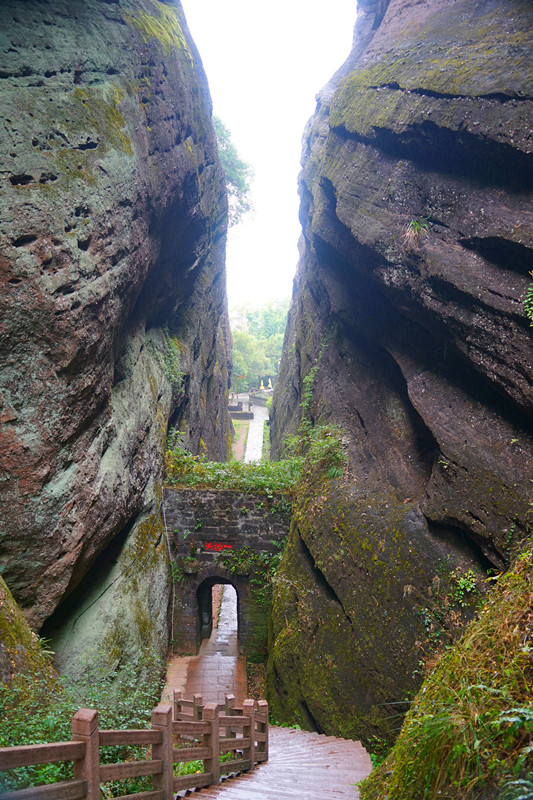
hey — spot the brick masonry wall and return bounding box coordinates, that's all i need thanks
[163,488,291,655]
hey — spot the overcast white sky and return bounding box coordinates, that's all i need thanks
[180,0,357,309]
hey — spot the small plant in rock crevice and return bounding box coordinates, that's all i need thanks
[524,272,533,327]
[284,424,347,481]
[452,568,478,607]
[402,216,430,249]
[411,563,483,671]
[171,557,198,585]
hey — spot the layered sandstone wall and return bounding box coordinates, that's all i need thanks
[269,0,533,742]
[0,0,231,675]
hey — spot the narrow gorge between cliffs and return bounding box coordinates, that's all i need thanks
[0,2,532,799]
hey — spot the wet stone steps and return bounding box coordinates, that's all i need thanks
[177,726,372,800]
[166,582,372,798]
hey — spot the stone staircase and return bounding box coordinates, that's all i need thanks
[178,725,372,800]
[167,586,372,799]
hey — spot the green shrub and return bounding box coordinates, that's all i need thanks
[359,547,533,800]
[0,672,77,791]
[283,424,347,479]
[165,433,301,498]
[0,652,163,797]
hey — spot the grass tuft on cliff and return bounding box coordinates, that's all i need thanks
[359,546,533,800]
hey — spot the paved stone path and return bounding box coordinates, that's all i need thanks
[244,403,269,463]
[187,726,372,799]
[162,585,246,707]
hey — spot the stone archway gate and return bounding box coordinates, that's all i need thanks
[163,488,291,660]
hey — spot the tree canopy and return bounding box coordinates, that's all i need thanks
[230,299,290,391]
[213,116,253,227]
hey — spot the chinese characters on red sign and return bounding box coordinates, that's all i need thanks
[204,542,233,552]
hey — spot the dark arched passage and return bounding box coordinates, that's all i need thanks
[197,575,238,642]
[173,566,251,655]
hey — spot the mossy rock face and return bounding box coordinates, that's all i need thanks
[42,500,171,684]
[271,0,533,743]
[0,0,231,636]
[359,545,533,800]
[37,328,174,680]
[267,476,485,744]
[0,577,55,686]
[122,4,193,58]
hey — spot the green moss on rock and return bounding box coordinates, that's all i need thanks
[0,577,55,686]
[73,85,133,155]
[360,544,533,800]
[332,4,532,130]
[47,503,171,683]
[267,460,485,745]
[30,83,134,187]
[123,3,192,60]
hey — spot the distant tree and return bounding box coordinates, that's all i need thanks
[230,300,290,392]
[232,300,289,337]
[244,300,289,339]
[213,116,253,227]
[232,330,268,391]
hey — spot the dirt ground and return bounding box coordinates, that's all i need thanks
[231,419,250,461]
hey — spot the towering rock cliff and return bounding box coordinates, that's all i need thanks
[269,0,533,742]
[0,0,231,678]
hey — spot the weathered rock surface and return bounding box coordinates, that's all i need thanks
[0,0,231,674]
[269,0,533,743]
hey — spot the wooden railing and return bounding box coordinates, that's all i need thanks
[0,691,268,800]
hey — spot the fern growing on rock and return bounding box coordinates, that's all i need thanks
[524,273,533,328]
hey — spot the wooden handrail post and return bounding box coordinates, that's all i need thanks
[242,699,255,769]
[258,700,269,761]
[72,709,99,800]
[152,704,173,800]
[225,693,236,738]
[193,693,204,721]
[225,693,235,715]
[203,702,220,785]
[172,690,182,722]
